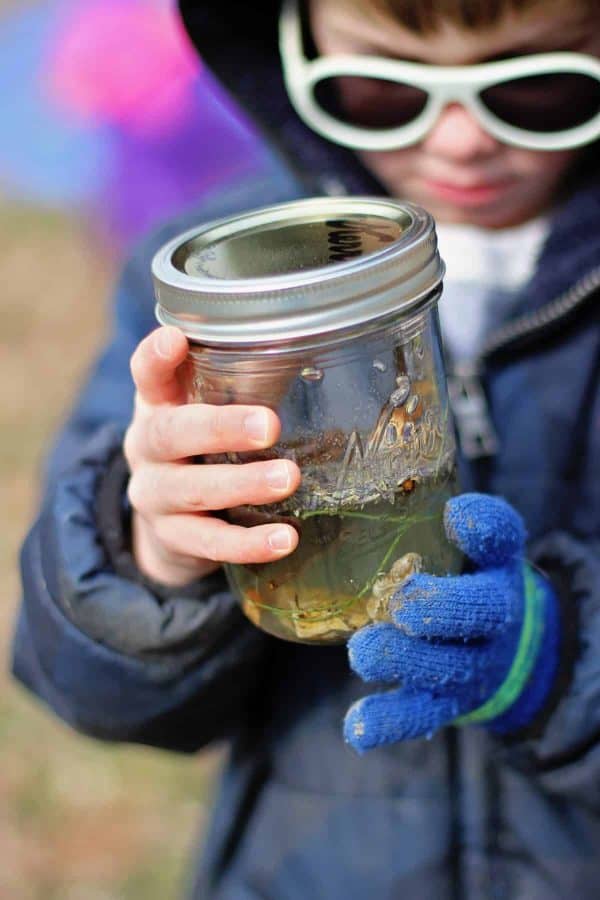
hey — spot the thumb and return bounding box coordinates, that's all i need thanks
[130,326,189,406]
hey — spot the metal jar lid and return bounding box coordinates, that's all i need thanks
[152,196,444,345]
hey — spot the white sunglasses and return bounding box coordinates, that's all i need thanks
[279,0,600,152]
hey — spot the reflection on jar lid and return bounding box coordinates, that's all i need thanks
[152,196,444,345]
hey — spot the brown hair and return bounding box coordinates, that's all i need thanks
[374,0,593,32]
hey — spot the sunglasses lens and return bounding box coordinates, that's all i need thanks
[314,75,428,130]
[481,72,600,133]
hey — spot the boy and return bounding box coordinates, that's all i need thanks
[13,0,600,897]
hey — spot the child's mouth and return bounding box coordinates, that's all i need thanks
[422,177,516,208]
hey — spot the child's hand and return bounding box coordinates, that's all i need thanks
[344,494,561,751]
[124,326,301,586]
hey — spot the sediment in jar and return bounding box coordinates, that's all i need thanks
[226,462,462,644]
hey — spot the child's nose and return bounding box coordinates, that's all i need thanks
[421,102,499,160]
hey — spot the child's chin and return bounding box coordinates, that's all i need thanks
[426,200,538,230]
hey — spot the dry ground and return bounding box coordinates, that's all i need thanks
[0,201,221,900]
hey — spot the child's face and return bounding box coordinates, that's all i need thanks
[309,0,598,227]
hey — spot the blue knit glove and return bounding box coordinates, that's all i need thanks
[344,493,561,753]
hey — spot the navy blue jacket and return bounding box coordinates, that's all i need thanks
[12,3,600,897]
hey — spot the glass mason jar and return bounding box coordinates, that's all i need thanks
[152,197,462,645]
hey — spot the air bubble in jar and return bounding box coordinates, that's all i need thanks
[405,394,419,415]
[390,375,411,407]
[372,358,387,372]
[300,367,324,383]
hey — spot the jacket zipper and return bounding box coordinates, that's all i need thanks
[449,266,600,900]
[448,265,600,460]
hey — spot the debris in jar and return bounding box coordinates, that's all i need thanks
[242,589,262,627]
[240,551,423,640]
[288,588,368,640]
[292,609,365,641]
[366,552,422,622]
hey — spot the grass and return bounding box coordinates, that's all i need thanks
[0,201,221,900]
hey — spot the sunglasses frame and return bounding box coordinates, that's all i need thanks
[279,0,600,152]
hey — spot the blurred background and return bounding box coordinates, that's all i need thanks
[0,0,268,896]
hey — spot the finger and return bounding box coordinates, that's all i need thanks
[347,624,406,684]
[390,571,516,639]
[444,493,526,569]
[348,623,491,690]
[151,512,299,564]
[129,459,301,515]
[130,326,189,405]
[344,688,458,752]
[131,403,282,462]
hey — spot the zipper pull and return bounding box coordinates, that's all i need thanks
[447,365,499,459]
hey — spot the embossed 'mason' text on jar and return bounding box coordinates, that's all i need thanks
[152,197,462,645]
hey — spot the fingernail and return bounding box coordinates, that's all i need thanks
[243,411,269,443]
[267,528,293,552]
[156,329,175,359]
[265,462,290,491]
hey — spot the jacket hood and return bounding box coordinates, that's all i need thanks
[178,0,385,195]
